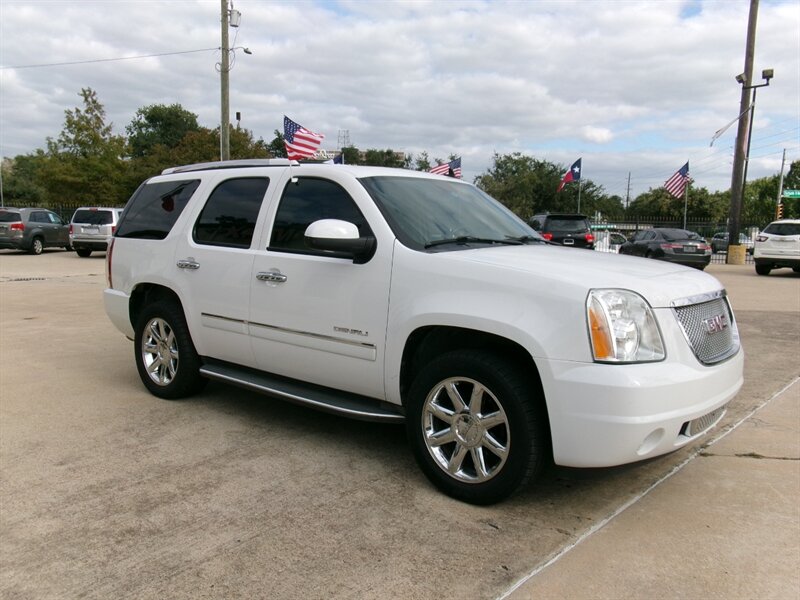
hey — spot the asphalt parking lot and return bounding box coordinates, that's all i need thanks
[1,249,798,599]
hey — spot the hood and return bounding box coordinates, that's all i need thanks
[436,244,722,308]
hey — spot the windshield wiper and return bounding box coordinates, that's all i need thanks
[424,236,524,249]
[506,235,546,244]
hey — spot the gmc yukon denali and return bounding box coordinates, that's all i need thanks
[104,159,743,504]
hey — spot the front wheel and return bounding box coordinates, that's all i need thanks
[406,350,546,505]
[134,301,206,399]
[29,237,43,255]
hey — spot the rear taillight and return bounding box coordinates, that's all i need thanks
[69,224,74,234]
[542,233,553,241]
[10,222,24,231]
[106,238,114,288]
[660,243,682,250]
[585,233,594,243]
[111,225,116,234]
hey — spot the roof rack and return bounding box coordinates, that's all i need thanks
[161,158,296,175]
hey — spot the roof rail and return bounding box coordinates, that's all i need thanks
[161,158,296,175]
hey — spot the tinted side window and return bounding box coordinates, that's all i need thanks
[193,177,269,248]
[116,179,200,239]
[30,212,48,223]
[269,178,370,253]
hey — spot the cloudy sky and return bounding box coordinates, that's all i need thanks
[1,0,798,198]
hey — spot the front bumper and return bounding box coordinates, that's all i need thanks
[538,336,743,468]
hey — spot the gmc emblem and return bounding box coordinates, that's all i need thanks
[703,314,729,334]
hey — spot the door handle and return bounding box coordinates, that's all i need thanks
[177,258,200,270]
[256,271,287,283]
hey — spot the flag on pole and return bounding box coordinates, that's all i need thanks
[664,162,691,198]
[557,158,581,192]
[283,116,325,160]
[430,157,462,178]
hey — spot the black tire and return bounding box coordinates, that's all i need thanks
[406,350,546,505]
[76,248,92,258]
[29,237,44,255]
[64,244,72,251]
[755,264,771,276]
[134,300,207,399]
[793,267,800,274]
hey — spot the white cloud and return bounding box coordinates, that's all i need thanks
[0,0,798,198]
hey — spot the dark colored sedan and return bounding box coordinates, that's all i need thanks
[619,228,711,270]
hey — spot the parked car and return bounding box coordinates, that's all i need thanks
[528,213,594,249]
[105,160,742,504]
[593,230,627,253]
[0,207,71,254]
[619,228,711,269]
[70,207,124,257]
[710,232,754,254]
[753,219,800,275]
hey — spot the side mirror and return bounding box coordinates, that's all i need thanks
[304,219,376,264]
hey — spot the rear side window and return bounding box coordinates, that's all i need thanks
[73,209,114,225]
[545,218,589,232]
[0,211,22,222]
[269,178,370,253]
[116,179,200,239]
[193,177,270,248]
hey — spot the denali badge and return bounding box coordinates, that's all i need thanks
[703,314,729,334]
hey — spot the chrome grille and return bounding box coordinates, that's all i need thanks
[672,296,739,365]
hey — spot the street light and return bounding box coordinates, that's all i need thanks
[741,68,773,192]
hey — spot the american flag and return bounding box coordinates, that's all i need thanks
[429,157,462,178]
[283,116,325,160]
[664,162,691,198]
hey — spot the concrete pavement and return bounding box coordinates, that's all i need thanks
[1,252,798,599]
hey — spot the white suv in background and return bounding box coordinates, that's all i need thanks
[754,219,800,276]
[104,159,744,504]
[70,207,123,257]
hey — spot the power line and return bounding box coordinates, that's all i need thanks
[0,48,219,70]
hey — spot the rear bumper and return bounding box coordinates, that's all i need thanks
[754,256,800,269]
[70,235,111,250]
[103,288,134,339]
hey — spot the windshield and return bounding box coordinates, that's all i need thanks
[359,176,540,250]
[545,218,588,232]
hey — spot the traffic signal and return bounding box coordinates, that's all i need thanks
[776,203,784,219]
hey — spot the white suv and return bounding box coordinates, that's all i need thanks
[104,159,743,504]
[753,219,800,275]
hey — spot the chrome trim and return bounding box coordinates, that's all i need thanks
[200,313,376,350]
[176,258,200,270]
[670,289,726,308]
[256,271,288,283]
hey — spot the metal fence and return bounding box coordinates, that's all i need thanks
[591,218,757,265]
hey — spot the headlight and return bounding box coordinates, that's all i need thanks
[587,289,665,363]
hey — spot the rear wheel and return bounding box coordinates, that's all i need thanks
[134,300,206,399]
[755,264,771,276]
[29,237,43,255]
[406,350,546,505]
[76,248,92,257]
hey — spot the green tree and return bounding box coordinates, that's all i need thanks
[266,130,287,158]
[40,88,128,207]
[126,104,200,158]
[413,151,432,172]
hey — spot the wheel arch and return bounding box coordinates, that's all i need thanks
[399,325,549,425]
[129,283,184,331]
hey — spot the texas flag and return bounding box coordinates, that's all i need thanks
[557,158,582,192]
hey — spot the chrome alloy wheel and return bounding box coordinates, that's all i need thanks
[141,317,179,386]
[422,377,510,484]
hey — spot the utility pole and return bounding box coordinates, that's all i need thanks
[220,0,230,161]
[727,0,759,264]
[625,172,631,210]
